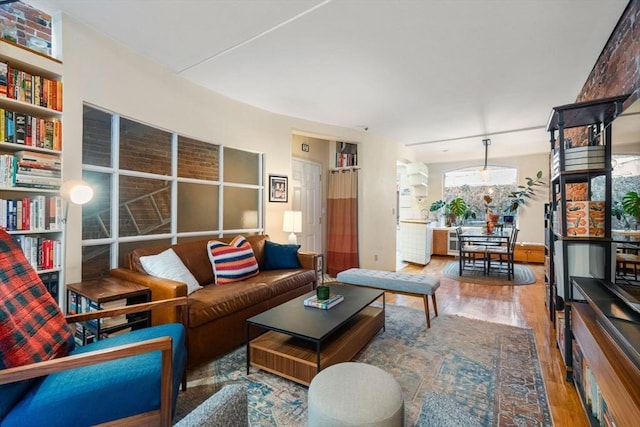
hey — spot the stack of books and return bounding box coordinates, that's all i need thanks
[304,293,344,310]
[11,150,61,189]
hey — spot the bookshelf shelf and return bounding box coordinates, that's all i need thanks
[66,277,151,346]
[0,40,64,305]
[546,95,640,426]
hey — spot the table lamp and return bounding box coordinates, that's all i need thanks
[283,210,302,245]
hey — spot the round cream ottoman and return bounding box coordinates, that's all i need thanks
[307,362,404,427]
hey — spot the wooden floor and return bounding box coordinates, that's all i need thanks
[391,255,587,427]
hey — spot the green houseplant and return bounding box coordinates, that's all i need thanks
[446,197,467,226]
[429,198,468,226]
[612,201,631,229]
[504,170,545,215]
[622,190,640,226]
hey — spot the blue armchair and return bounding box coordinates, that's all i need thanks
[0,230,187,426]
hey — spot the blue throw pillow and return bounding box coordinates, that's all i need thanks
[263,240,301,270]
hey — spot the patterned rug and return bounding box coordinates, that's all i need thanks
[442,261,536,285]
[174,305,552,426]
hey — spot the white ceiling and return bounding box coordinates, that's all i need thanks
[30,0,635,163]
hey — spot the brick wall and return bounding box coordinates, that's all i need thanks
[82,111,223,240]
[577,0,640,108]
[0,1,52,55]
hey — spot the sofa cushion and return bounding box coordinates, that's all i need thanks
[125,235,271,286]
[139,248,202,295]
[263,240,301,270]
[0,230,75,420]
[207,236,259,284]
[2,323,186,427]
[259,269,317,299]
[187,280,271,327]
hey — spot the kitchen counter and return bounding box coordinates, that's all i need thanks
[399,219,432,224]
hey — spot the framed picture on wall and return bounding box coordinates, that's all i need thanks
[269,175,288,202]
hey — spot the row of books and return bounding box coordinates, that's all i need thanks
[69,294,128,327]
[0,195,64,231]
[14,235,61,271]
[1,109,62,149]
[0,150,62,190]
[573,341,615,426]
[335,152,357,168]
[304,293,344,309]
[0,62,63,111]
[40,271,59,301]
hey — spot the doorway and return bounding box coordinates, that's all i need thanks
[291,158,323,254]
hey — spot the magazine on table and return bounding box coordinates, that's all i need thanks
[304,293,344,309]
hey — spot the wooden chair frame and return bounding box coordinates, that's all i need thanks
[0,296,187,427]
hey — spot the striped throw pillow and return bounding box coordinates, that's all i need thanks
[207,236,259,284]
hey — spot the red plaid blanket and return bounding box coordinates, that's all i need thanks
[0,229,74,369]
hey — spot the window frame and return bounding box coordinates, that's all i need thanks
[80,104,265,278]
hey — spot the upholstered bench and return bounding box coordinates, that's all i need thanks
[308,362,404,427]
[336,268,440,328]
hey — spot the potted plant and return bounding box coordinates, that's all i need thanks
[429,198,468,226]
[622,190,640,228]
[504,170,545,217]
[483,195,500,224]
[462,205,479,225]
[612,201,631,230]
[446,197,467,226]
[429,199,447,226]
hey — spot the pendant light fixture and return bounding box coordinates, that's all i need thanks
[480,138,491,181]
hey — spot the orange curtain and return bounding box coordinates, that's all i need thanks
[327,169,359,276]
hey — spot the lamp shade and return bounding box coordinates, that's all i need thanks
[60,180,94,205]
[283,210,302,245]
[283,210,302,233]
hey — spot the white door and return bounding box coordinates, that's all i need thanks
[291,159,322,253]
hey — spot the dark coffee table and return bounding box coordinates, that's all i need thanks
[246,284,384,385]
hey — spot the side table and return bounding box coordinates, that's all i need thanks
[67,276,151,345]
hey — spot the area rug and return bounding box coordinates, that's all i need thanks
[443,261,536,285]
[174,305,551,426]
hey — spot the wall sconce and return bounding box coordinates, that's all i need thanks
[480,139,491,182]
[283,210,302,245]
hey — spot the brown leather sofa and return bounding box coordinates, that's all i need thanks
[111,235,318,367]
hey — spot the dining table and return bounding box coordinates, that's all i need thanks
[459,228,511,246]
[458,228,514,278]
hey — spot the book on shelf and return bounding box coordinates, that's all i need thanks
[0,195,62,231]
[3,63,63,111]
[304,293,344,309]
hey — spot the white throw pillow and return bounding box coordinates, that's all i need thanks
[139,248,203,295]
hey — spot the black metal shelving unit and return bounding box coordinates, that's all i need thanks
[546,95,628,378]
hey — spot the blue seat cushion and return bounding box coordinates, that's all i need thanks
[1,323,186,427]
[337,268,440,295]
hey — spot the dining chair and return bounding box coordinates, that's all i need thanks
[455,227,487,275]
[486,228,519,280]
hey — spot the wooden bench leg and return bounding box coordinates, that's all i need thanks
[422,295,431,329]
[431,294,438,318]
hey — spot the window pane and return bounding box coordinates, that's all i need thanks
[83,106,112,167]
[119,118,172,175]
[82,171,111,240]
[224,147,259,185]
[119,176,171,237]
[177,182,218,232]
[82,244,111,281]
[119,240,171,267]
[223,187,259,229]
[177,234,220,244]
[178,136,219,181]
[443,166,517,222]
